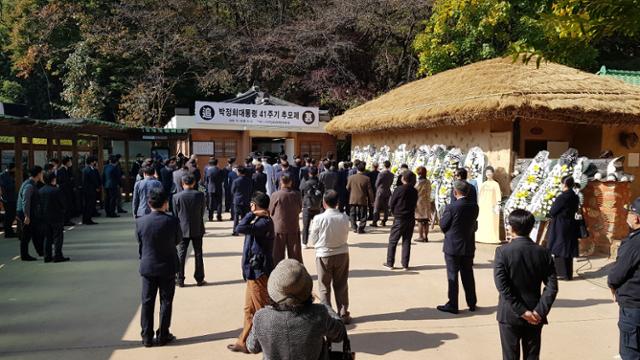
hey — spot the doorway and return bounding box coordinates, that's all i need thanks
[251,137,285,159]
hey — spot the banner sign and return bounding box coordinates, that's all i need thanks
[195,101,319,128]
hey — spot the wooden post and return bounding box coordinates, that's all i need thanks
[15,133,23,189]
[124,139,131,202]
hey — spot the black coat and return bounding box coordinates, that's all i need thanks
[56,166,74,198]
[547,190,580,258]
[389,184,418,220]
[205,166,225,194]
[38,185,66,224]
[494,237,558,325]
[440,197,479,257]
[252,172,268,194]
[159,166,175,195]
[136,211,182,277]
[172,189,206,239]
[82,166,101,193]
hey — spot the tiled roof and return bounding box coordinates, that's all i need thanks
[597,66,640,86]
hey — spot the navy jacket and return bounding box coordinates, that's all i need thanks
[231,176,252,207]
[56,166,73,198]
[609,229,640,308]
[336,169,349,199]
[159,166,175,195]
[237,212,274,281]
[38,184,66,224]
[440,197,479,257]
[103,164,121,189]
[82,166,101,193]
[252,172,267,194]
[547,190,580,258]
[0,170,16,202]
[136,211,182,277]
[172,189,206,239]
[205,166,225,194]
[494,237,558,325]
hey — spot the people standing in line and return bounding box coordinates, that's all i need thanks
[252,163,268,195]
[228,192,274,354]
[57,157,76,226]
[437,180,480,314]
[371,160,394,228]
[261,156,276,196]
[132,167,163,218]
[414,166,432,243]
[495,209,558,360]
[383,170,418,271]
[204,159,224,222]
[346,161,374,234]
[308,190,352,324]
[336,161,350,214]
[231,166,253,235]
[547,176,580,281]
[269,174,303,264]
[172,174,206,287]
[300,167,324,249]
[450,168,478,203]
[16,166,43,261]
[609,197,640,360]
[0,163,17,238]
[318,160,338,192]
[38,171,69,263]
[81,156,101,225]
[103,156,120,218]
[224,158,237,216]
[246,259,347,359]
[159,157,177,211]
[136,188,180,348]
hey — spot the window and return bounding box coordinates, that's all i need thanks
[212,139,237,158]
[300,142,322,160]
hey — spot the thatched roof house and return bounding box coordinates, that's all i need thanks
[327,56,640,199]
[326,57,640,135]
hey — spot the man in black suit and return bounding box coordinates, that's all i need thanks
[204,158,224,222]
[136,188,181,347]
[173,174,206,287]
[231,166,253,235]
[450,168,477,203]
[437,180,480,314]
[103,156,120,218]
[81,156,101,225]
[38,171,70,263]
[494,209,558,360]
[57,157,76,226]
[160,157,177,211]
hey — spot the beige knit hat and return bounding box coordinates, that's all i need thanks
[268,259,313,306]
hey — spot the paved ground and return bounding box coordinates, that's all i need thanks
[0,207,621,359]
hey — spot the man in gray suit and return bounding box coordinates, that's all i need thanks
[371,160,394,227]
[172,173,206,287]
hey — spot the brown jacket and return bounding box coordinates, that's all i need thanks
[269,188,302,234]
[346,172,374,206]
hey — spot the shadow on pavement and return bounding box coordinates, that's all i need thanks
[554,298,613,308]
[349,331,457,355]
[354,306,498,324]
[202,251,243,258]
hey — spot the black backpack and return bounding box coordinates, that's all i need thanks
[306,180,323,209]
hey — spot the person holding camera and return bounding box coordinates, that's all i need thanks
[228,192,275,354]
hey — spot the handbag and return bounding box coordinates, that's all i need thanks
[325,338,355,360]
[575,210,589,239]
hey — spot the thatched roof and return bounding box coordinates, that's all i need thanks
[326,57,640,135]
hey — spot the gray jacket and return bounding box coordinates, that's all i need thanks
[247,304,346,360]
[172,189,206,238]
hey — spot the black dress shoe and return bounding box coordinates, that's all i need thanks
[53,257,70,263]
[196,280,207,287]
[142,339,154,348]
[437,304,459,314]
[21,256,37,261]
[217,216,223,222]
[370,222,378,227]
[469,305,477,312]
[231,232,239,236]
[381,222,387,227]
[156,333,176,346]
[176,281,184,288]
[44,257,53,263]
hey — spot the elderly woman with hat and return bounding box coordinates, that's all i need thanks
[247,259,347,359]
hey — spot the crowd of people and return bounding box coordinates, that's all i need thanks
[5,150,640,360]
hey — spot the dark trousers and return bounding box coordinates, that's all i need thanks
[233,204,250,233]
[82,191,96,223]
[554,256,573,280]
[619,307,640,360]
[302,207,322,245]
[141,275,175,341]
[17,211,42,257]
[386,218,415,268]
[372,205,389,225]
[177,237,204,283]
[116,186,125,211]
[2,201,16,236]
[273,232,303,265]
[349,205,368,231]
[224,187,232,212]
[42,222,64,259]
[105,187,118,216]
[499,323,542,360]
[207,192,222,220]
[444,254,477,310]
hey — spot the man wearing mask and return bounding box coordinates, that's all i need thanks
[0,163,17,238]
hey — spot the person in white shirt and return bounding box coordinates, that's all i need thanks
[308,190,352,324]
[261,156,276,196]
